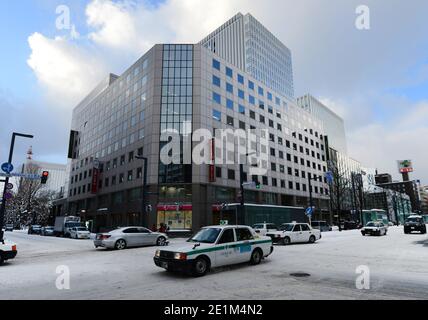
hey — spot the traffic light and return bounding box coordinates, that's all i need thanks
[255,180,261,190]
[41,171,49,184]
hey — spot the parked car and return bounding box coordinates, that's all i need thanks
[404,216,427,234]
[266,223,322,245]
[94,227,169,250]
[28,225,42,235]
[41,226,55,236]
[311,221,332,232]
[344,221,360,230]
[5,224,14,232]
[0,241,17,265]
[154,225,273,277]
[252,223,278,236]
[70,227,91,239]
[361,222,387,236]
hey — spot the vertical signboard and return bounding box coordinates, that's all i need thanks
[209,138,216,182]
[91,159,100,194]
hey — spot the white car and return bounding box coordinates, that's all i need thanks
[69,227,91,239]
[252,223,278,236]
[361,221,388,236]
[154,225,273,277]
[0,241,18,265]
[266,223,321,245]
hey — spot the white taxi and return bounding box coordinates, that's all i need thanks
[266,223,321,245]
[154,225,273,277]
[0,240,18,265]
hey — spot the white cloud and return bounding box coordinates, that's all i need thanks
[27,32,107,108]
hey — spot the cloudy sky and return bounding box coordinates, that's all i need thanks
[0,0,427,184]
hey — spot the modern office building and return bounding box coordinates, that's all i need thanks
[66,40,330,232]
[297,94,348,154]
[200,13,295,100]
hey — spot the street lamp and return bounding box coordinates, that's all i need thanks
[135,155,148,227]
[0,132,34,243]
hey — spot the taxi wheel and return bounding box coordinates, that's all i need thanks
[0,255,4,266]
[282,237,291,246]
[250,249,262,265]
[192,257,209,277]
[309,235,316,244]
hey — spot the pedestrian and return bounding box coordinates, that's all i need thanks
[151,224,158,232]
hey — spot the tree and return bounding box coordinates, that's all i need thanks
[5,163,56,226]
[327,160,351,232]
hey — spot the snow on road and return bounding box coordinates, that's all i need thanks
[0,227,427,300]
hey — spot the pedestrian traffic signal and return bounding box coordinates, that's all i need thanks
[41,171,49,184]
[255,180,261,189]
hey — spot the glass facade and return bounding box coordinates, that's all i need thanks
[159,44,193,184]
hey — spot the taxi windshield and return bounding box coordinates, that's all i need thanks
[279,224,294,232]
[189,228,222,244]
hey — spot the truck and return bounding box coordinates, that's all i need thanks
[54,216,82,237]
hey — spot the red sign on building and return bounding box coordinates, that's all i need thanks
[91,168,100,194]
[209,138,216,182]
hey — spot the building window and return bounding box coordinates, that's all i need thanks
[137,167,143,179]
[212,75,220,87]
[249,95,255,105]
[238,74,244,84]
[226,99,234,110]
[248,80,254,90]
[267,92,273,101]
[128,170,133,181]
[238,89,245,99]
[119,173,124,183]
[213,109,221,121]
[120,155,125,166]
[250,111,256,119]
[213,59,220,70]
[226,116,234,126]
[216,167,222,178]
[213,92,221,104]
[226,67,233,78]
[258,86,264,96]
[238,104,245,115]
[227,169,235,180]
[239,121,246,130]
[226,83,233,94]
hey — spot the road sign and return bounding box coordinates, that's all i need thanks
[6,183,13,190]
[1,162,14,174]
[0,173,41,180]
[305,207,314,217]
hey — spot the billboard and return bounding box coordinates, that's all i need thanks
[397,160,413,174]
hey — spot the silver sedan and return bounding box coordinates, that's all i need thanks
[94,227,169,250]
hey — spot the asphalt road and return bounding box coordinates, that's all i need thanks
[0,227,427,300]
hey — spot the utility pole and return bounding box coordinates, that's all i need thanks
[0,132,34,243]
[239,164,245,226]
[136,155,148,227]
[308,173,314,224]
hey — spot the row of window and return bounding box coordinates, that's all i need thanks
[212,58,282,105]
[215,167,328,195]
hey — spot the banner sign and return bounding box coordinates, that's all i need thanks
[91,168,100,194]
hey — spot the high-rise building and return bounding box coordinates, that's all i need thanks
[200,13,295,100]
[297,94,348,154]
[65,42,329,232]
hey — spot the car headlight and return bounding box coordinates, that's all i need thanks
[174,253,187,260]
[155,250,161,258]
